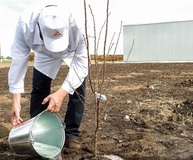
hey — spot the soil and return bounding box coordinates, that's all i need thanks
[1,62,193,160]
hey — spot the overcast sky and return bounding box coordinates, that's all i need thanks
[1,0,193,57]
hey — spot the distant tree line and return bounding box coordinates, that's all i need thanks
[0,56,12,60]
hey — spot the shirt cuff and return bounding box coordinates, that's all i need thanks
[9,87,24,94]
[61,81,75,95]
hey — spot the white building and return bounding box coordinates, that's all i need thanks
[123,20,193,62]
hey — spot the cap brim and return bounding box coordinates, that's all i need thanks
[43,31,69,52]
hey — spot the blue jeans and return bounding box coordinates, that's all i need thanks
[30,68,86,138]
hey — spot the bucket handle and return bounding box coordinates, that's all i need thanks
[55,113,66,129]
[42,110,66,129]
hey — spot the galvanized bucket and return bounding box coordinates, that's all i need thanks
[8,111,65,159]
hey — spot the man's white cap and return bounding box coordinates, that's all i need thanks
[38,6,69,52]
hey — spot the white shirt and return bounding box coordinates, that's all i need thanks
[8,3,88,95]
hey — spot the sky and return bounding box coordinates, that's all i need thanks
[1,0,193,57]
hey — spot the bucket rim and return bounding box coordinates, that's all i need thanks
[30,111,65,158]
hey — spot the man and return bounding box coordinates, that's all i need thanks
[8,2,88,150]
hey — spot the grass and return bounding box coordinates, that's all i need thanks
[0,59,11,68]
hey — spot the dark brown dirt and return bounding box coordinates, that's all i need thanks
[1,63,193,160]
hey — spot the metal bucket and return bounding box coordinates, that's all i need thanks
[8,111,65,159]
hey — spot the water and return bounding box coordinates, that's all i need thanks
[33,142,61,158]
[52,153,62,160]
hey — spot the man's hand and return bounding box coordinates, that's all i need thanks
[42,88,68,113]
[11,93,23,126]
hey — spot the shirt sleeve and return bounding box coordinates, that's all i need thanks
[61,33,88,95]
[8,17,31,93]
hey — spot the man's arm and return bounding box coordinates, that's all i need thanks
[61,33,88,95]
[8,17,31,126]
[11,93,23,126]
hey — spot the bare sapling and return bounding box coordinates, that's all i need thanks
[83,0,123,158]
